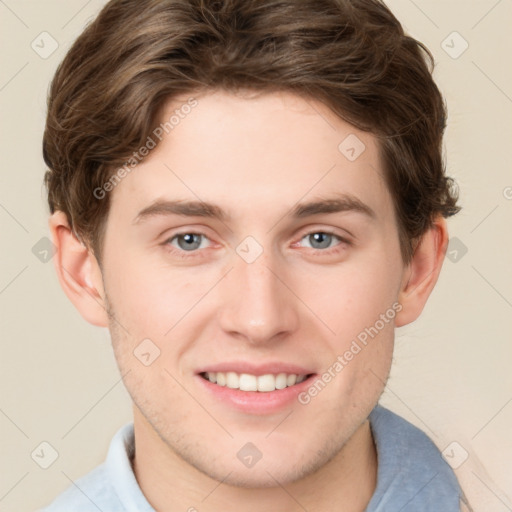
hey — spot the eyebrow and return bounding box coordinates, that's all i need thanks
[133,193,376,224]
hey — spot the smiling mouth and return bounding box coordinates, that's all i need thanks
[199,371,314,392]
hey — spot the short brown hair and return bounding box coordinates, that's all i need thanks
[43,0,460,264]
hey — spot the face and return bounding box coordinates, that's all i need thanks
[100,89,406,486]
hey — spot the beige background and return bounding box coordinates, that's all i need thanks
[1,1,511,511]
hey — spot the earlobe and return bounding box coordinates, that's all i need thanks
[48,211,109,327]
[395,217,449,327]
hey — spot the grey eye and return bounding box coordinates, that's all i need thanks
[302,232,338,250]
[174,233,204,251]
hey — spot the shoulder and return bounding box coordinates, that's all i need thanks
[37,463,122,512]
[367,404,463,511]
[37,423,148,512]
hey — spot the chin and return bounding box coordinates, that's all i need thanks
[202,462,306,489]
[184,442,327,489]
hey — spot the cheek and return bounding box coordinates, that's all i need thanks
[105,224,403,343]
[310,254,403,341]
[104,249,201,331]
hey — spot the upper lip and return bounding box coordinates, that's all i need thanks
[196,361,315,377]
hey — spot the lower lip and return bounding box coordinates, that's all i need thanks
[196,374,317,415]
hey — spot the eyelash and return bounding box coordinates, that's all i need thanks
[163,230,351,260]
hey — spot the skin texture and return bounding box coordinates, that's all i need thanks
[49,89,449,511]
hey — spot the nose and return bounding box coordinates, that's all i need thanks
[217,250,299,346]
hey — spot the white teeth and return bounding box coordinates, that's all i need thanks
[287,374,297,386]
[203,371,309,391]
[216,372,226,386]
[275,373,287,389]
[257,374,276,392]
[226,371,238,388]
[239,373,258,391]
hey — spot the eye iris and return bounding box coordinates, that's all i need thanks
[177,233,202,251]
[174,233,337,252]
[310,232,332,249]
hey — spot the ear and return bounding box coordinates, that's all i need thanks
[395,216,449,327]
[48,211,109,327]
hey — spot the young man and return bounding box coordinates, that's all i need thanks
[40,0,471,510]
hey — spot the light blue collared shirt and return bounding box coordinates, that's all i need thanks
[38,404,464,511]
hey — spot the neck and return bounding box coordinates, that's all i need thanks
[132,407,377,512]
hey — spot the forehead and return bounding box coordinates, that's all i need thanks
[109,89,393,225]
